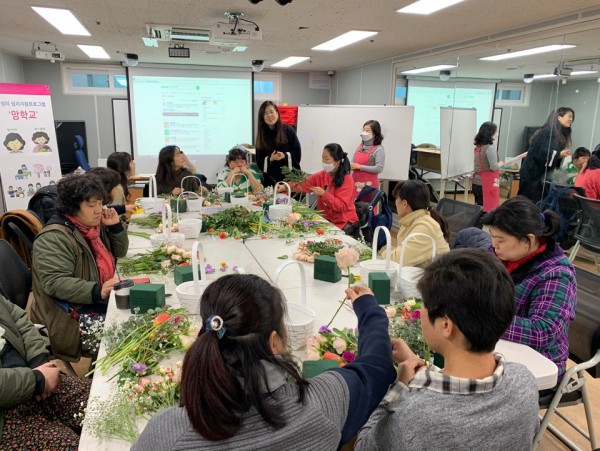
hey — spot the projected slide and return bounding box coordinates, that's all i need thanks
[132,76,251,155]
[407,80,496,147]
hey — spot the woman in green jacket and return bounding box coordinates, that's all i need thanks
[0,294,90,450]
[30,173,129,362]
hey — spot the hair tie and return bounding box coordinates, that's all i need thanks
[540,212,545,221]
[205,315,226,339]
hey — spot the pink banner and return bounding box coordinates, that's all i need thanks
[0,83,50,96]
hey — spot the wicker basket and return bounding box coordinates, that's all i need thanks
[359,226,399,288]
[176,241,211,314]
[138,175,164,213]
[269,181,293,221]
[396,233,437,299]
[275,260,315,351]
[180,190,203,213]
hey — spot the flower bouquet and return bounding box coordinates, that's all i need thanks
[122,364,181,417]
[388,298,432,362]
[306,325,358,366]
[293,238,371,263]
[89,307,191,383]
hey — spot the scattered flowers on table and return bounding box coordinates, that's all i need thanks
[119,246,192,276]
[122,364,182,417]
[88,307,191,383]
[83,390,139,442]
[219,262,228,271]
[80,313,105,355]
[293,238,371,263]
[306,326,359,366]
[388,298,432,362]
[205,263,215,274]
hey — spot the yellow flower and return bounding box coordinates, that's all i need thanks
[353,274,362,281]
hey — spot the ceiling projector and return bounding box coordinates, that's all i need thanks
[34,50,65,62]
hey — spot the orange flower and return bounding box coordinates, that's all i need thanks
[153,312,171,326]
[322,352,342,361]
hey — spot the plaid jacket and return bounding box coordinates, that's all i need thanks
[502,240,576,381]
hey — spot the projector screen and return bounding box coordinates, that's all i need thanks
[407,79,496,147]
[127,65,254,182]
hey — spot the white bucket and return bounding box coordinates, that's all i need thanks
[178,218,202,239]
[176,241,211,314]
[359,226,399,288]
[269,181,293,221]
[396,233,437,299]
[274,260,315,351]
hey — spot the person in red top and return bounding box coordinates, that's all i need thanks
[290,143,358,231]
[574,145,600,199]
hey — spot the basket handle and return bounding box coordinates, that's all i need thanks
[178,191,203,216]
[230,172,249,193]
[398,232,437,270]
[149,174,158,198]
[191,241,206,292]
[371,226,392,269]
[161,203,172,240]
[180,175,202,193]
[274,260,306,306]
[273,181,292,203]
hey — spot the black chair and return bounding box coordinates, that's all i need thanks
[570,194,600,269]
[0,239,32,309]
[540,181,585,252]
[533,267,600,449]
[434,198,483,242]
[0,210,44,269]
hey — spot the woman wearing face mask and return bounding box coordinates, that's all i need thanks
[255,101,302,187]
[518,107,575,203]
[351,120,385,197]
[472,121,503,212]
[288,143,358,231]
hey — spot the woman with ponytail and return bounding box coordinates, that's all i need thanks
[482,196,576,382]
[383,180,450,267]
[133,274,396,450]
[287,143,358,230]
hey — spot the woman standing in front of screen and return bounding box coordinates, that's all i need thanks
[255,101,302,187]
[351,120,385,198]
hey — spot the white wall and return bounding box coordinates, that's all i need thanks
[0,50,24,83]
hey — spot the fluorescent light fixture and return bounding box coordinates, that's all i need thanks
[480,44,576,61]
[77,45,110,59]
[312,30,378,51]
[533,74,557,80]
[571,70,598,76]
[142,37,159,48]
[401,64,457,74]
[397,0,465,15]
[232,46,248,52]
[271,56,310,68]
[31,7,90,36]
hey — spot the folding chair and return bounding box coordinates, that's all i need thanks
[532,267,600,450]
[570,194,600,269]
[434,198,483,243]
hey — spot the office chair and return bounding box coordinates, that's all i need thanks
[434,198,483,243]
[532,267,600,450]
[74,135,91,172]
[569,194,600,269]
[0,239,32,310]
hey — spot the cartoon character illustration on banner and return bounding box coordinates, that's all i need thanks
[4,132,25,153]
[32,131,53,152]
[33,163,44,178]
[44,166,53,177]
[7,186,16,198]
[27,183,35,196]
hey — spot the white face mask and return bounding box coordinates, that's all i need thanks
[360,131,373,142]
[322,163,336,172]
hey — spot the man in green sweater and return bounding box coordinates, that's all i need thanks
[0,294,90,449]
[356,249,540,450]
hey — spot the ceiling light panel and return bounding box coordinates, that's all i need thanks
[312,31,378,51]
[401,64,457,74]
[77,45,110,59]
[31,7,90,36]
[479,44,576,61]
[271,56,310,68]
[397,0,465,15]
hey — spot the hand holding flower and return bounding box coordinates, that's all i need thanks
[345,285,373,304]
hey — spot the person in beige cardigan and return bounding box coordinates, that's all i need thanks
[382,180,450,267]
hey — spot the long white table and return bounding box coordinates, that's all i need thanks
[79,210,558,449]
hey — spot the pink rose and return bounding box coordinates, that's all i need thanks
[335,246,360,270]
[315,333,328,344]
[385,307,397,319]
[333,337,347,353]
[306,350,320,360]
[411,309,421,319]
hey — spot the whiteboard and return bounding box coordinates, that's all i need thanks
[440,107,477,179]
[297,105,414,180]
[112,98,131,154]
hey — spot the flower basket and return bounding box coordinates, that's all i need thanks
[396,233,437,299]
[176,241,211,314]
[138,175,164,214]
[269,181,293,221]
[274,260,315,351]
[179,190,203,213]
[150,203,185,249]
[359,226,399,287]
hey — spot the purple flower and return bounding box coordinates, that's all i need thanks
[232,265,239,272]
[276,197,289,205]
[341,351,356,363]
[302,221,310,228]
[319,325,332,333]
[173,315,183,324]
[411,310,421,319]
[131,361,148,374]
[205,264,215,274]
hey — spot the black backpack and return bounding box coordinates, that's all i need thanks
[355,186,393,250]
[537,182,585,250]
[27,185,59,226]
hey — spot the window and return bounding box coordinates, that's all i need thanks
[495,83,530,107]
[62,64,127,96]
[253,72,281,101]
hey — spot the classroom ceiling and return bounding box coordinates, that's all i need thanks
[1,0,600,82]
